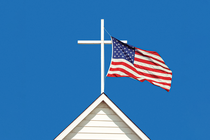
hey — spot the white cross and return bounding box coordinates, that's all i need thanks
[78,19,127,94]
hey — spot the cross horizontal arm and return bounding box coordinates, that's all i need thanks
[78,40,127,44]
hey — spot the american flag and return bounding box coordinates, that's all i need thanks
[107,37,172,91]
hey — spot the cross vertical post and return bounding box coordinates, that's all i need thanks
[77,19,127,94]
[101,19,104,94]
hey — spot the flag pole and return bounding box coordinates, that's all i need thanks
[101,19,104,94]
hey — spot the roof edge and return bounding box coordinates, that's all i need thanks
[54,93,150,140]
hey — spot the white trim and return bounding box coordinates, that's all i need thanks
[102,95,150,140]
[54,94,150,140]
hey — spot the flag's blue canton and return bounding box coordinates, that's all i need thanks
[112,37,135,64]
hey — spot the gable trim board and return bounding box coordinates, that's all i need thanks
[54,93,150,140]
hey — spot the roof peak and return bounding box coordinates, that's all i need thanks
[54,93,150,140]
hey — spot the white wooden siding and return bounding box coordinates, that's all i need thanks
[63,101,142,140]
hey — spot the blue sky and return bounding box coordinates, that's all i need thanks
[0,0,210,140]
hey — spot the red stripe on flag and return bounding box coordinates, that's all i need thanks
[134,63,172,74]
[134,57,170,70]
[110,61,172,80]
[135,48,165,64]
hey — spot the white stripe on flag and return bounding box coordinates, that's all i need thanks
[152,82,171,90]
[109,59,171,84]
[134,61,172,73]
[135,48,164,62]
[135,54,169,69]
